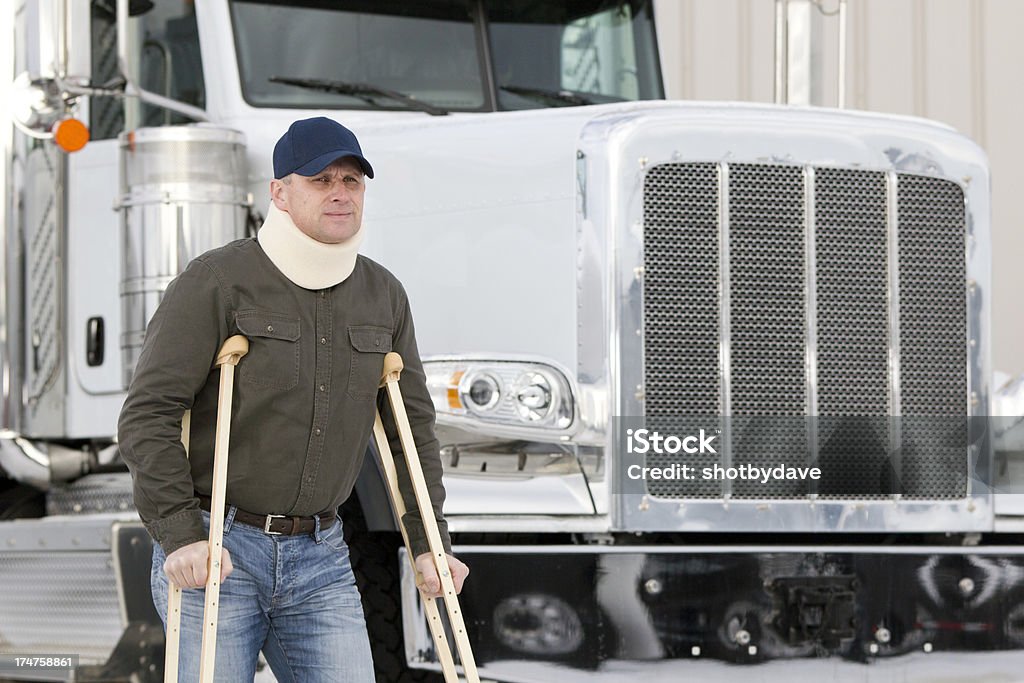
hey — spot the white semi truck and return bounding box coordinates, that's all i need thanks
[2,1,1019,681]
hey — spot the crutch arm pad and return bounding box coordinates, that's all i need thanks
[214,335,249,368]
[380,351,404,386]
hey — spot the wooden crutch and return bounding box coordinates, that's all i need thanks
[164,335,249,683]
[372,352,480,683]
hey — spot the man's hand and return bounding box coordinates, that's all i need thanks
[414,552,469,599]
[163,540,233,589]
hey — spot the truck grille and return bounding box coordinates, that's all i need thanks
[641,163,966,501]
[643,163,721,499]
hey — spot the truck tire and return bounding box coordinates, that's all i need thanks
[342,497,442,683]
[0,481,45,520]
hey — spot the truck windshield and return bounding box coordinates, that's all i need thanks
[229,0,663,112]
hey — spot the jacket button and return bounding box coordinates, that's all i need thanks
[315,427,322,436]
[375,339,381,347]
[267,325,274,333]
[319,384,326,392]
[320,337,327,345]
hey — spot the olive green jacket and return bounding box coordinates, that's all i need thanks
[117,238,449,557]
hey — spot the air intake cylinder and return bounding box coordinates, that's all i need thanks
[117,125,249,387]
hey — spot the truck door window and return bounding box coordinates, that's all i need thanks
[90,1,122,139]
[137,1,206,126]
[230,0,486,112]
[90,0,206,138]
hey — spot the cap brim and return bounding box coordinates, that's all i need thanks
[292,149,374,179]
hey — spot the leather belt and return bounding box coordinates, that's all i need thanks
[196,495,335,536]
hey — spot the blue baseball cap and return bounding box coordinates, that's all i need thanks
[273,117,374,179]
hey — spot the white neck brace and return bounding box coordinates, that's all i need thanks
[257,202,363,290]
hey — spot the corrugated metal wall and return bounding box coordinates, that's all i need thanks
[654,0,1024,378]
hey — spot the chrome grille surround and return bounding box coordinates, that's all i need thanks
[575,106,988,534]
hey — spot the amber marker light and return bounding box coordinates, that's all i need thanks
[447,370,465,410]
[53,118,90,152]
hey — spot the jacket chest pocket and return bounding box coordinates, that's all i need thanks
[236,311,301,390]
[348,325,392,401]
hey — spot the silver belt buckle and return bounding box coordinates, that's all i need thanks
[263,514,286,535]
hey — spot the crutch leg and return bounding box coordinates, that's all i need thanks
[197,336,248,682]
[374,352,481,683]
[372,414,460,682]
[164,335,248,683]
[164,411,190,683]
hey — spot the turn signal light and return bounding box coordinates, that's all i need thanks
[447,370,465,410]
[53,118,90,153]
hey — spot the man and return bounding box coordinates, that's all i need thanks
[118,117,468,682]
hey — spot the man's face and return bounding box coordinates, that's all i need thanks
[270,157,365,244]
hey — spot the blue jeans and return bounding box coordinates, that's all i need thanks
[151,507,375,683]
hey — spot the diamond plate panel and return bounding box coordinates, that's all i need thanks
[0,552,122,662]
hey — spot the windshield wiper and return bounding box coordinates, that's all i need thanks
[269,76,449,116]
[499,85,596,107]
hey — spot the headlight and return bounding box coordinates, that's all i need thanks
[463,373,501,412]
[513,372,553,422]
[424,360,574,431]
